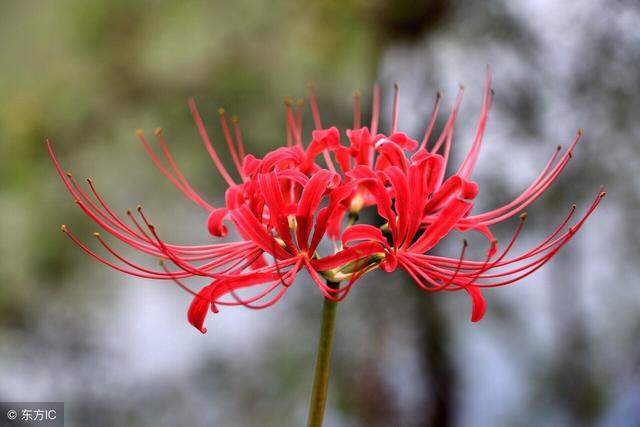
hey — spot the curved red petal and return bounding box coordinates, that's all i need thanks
[466,285,487,322]
[207,208,229,237]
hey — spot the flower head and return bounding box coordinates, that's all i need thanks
[49,66,603,333]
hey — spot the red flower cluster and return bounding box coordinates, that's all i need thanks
[49,68,603,333]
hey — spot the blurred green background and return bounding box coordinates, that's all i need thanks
[1,1,639,426]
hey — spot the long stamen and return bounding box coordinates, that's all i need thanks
[60,225,167,279]
[47,144,153,254]
[89,180,227,259]
[295,99,304,143]
[431,85,464,154]
[285,102,293,148]
[215,256,300,305]
[417,213,527,284]
[308,82,322,130]
[135,208,213,276]
[307,83,336,172]
[154,128,215,210]
[353,90,361,129]
[146,222,217,278]
[160,261,220,314]
[472,239,574,287]
[398,256,441,291]
[441,239,468,288]
[304,258,358,301]
[67,174,143,242]
[214,249,265,275]
[231,115,246,159]
[391,83,400,134]
[126,209,154,242]
[227,281,286,308]
[473,147,575,225]
[87,178,150,242]
[421,192,603,287]
[463,130,582,228]
[94,232,192,279]
[130,205,231,257]
[285,98,302,147]
[463,144,564,224]
[159,260,202,296]
[49,156,158,257]
[432,86,464,188]
[479,196,601,280]
[142,213,262,277]
[418,205,572,272]
[188,98,236,187]
[218,108,245,179]
[371,83,380,135]
[419,92,442,151]
[137,130,200,204]
[408,239,470,292]
[457,65,493,179]
[227,259,302,309]
[68,192,239,259]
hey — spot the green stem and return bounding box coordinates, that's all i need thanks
[306,280,339,427]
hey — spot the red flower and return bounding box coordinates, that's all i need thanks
[49,66,603,333]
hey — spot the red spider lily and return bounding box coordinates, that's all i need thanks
[49,66,603,333]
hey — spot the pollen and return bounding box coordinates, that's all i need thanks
[288,215,298,229]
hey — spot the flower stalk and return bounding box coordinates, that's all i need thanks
[307,280,340,427]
